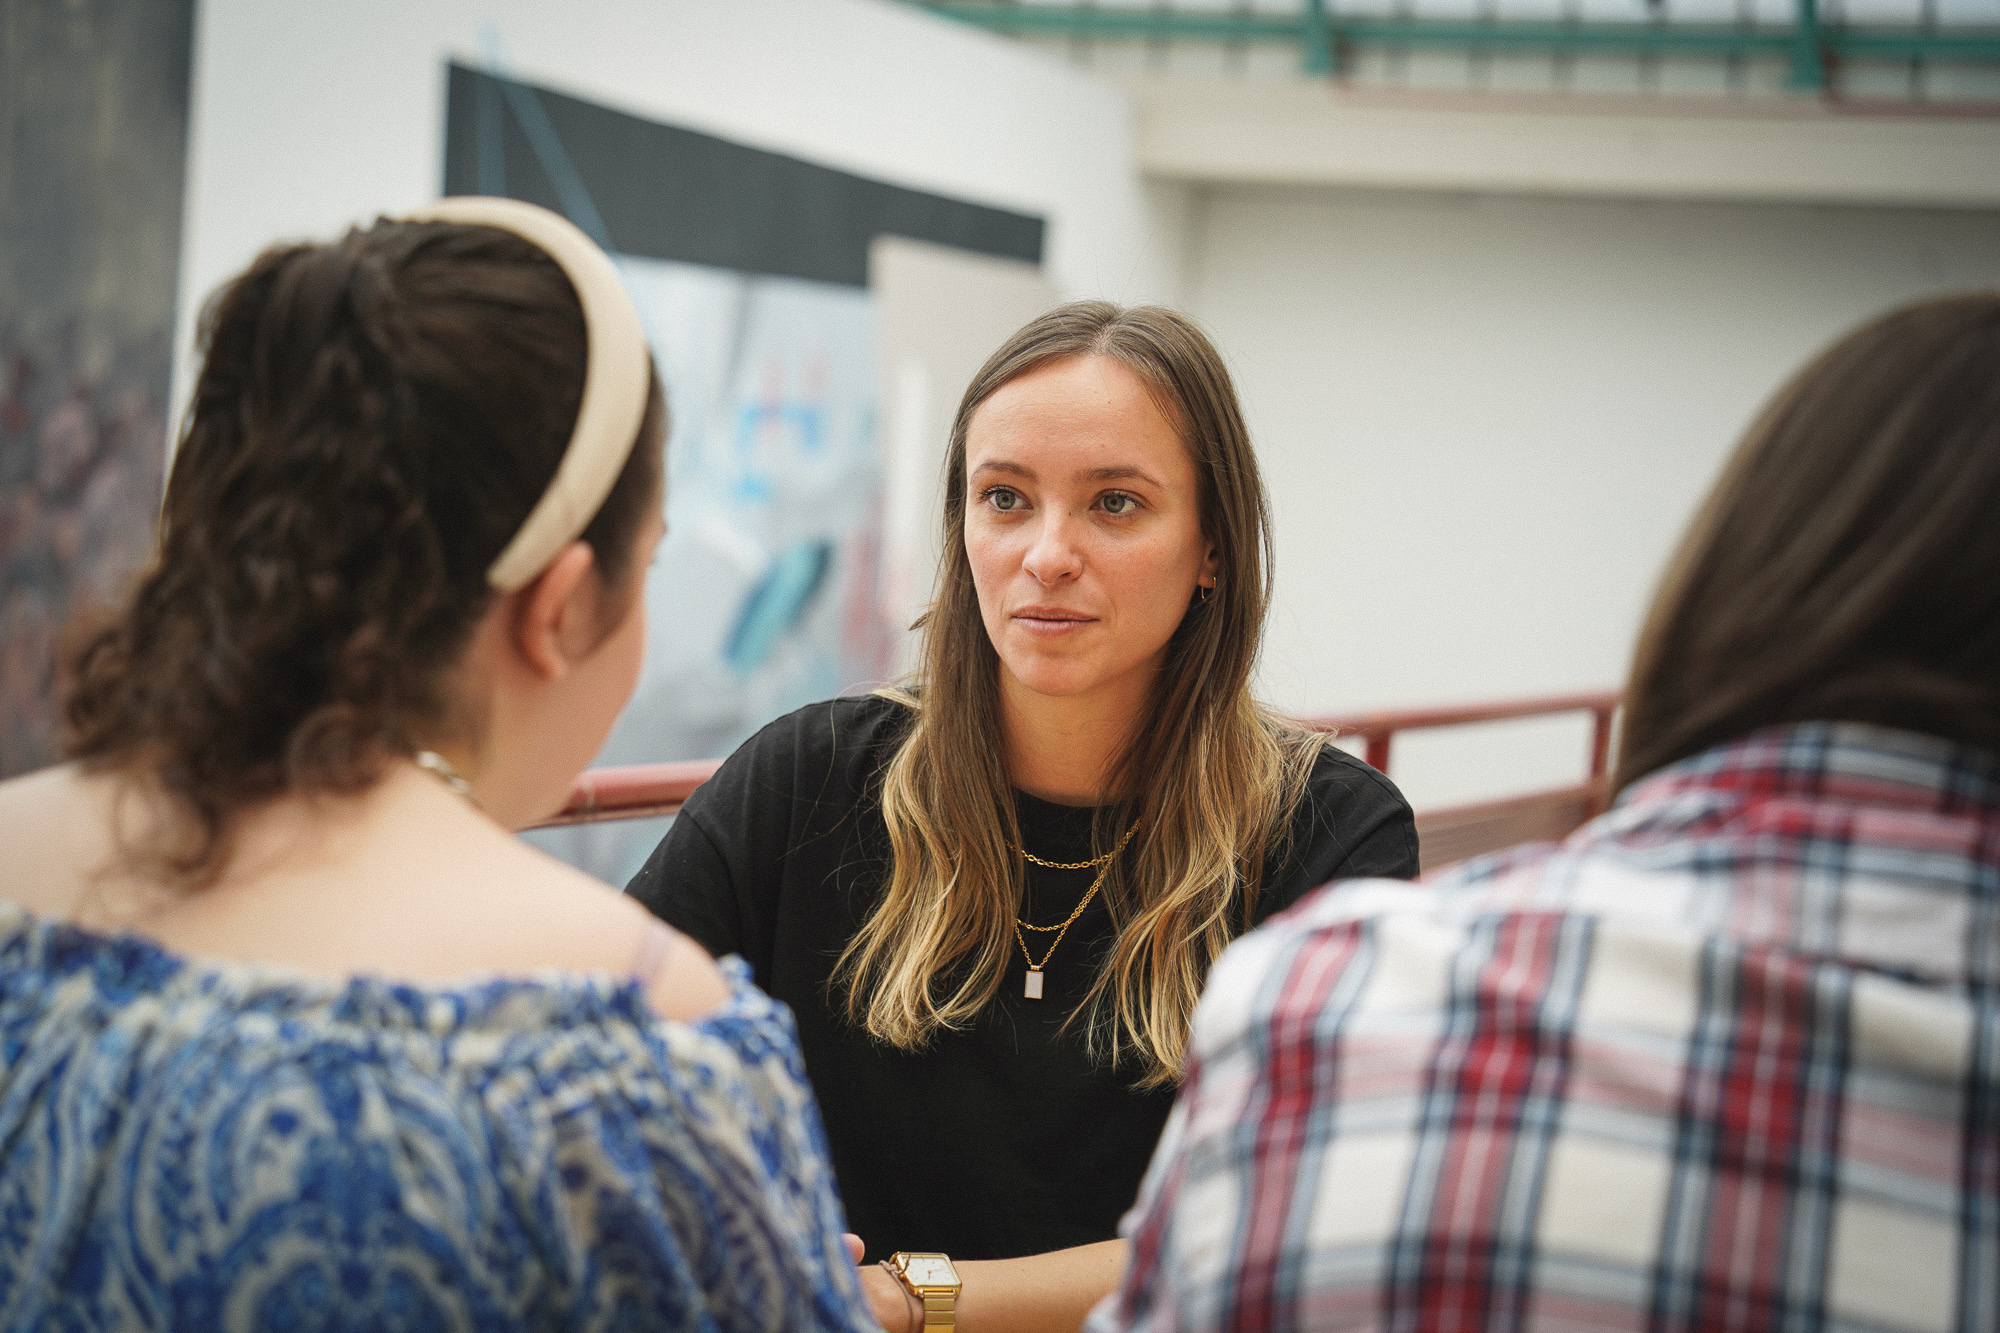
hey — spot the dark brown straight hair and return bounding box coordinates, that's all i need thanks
[1616,292,2000,791]
[835,301,1322,1087]
[62,219,665,887]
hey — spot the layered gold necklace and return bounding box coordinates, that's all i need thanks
[1012,821,1138,1000]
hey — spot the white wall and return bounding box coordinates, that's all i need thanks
[173,0,1173,421]
[1186,185,2000,809]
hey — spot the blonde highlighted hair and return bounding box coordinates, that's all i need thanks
[832,302,1321,1088]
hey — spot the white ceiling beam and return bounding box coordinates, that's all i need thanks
[1128,81,2000,209]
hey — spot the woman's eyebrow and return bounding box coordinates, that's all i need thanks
[969,461,1163,486]
[970,460,1035,480]
[1082,465,1162,486]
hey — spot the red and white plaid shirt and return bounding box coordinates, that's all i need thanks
[1091,722,2000,1333]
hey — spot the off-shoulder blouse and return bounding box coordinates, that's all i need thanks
[0,900,876,1331]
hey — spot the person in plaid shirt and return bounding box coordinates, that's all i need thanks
[1092,293,2000,1333]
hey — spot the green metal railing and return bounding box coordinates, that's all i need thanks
[913,0,2000,92]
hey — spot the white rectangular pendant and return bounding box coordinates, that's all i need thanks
[1023,970,1045,1000]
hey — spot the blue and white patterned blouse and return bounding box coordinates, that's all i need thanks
[0,901,880,1331]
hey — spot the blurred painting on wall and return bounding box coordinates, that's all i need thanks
[0,0,194,777]
[441,65,1045,882]
[611,257,884,778]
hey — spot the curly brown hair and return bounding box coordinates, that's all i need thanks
[62,218,665,886]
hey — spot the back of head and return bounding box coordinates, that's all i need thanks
[63,218,664,884]
[1616,292,2000,791]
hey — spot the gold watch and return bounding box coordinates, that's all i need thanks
[886,1251,960,1331]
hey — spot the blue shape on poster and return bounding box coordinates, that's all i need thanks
[728,398,827,506]
[725,540,833,677]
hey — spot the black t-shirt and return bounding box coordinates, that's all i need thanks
[626,695,1417,1262]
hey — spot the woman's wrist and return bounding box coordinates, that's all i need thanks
[863,1258,921,1333]
[883,1260,922,1333]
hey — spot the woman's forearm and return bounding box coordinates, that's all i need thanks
[862,1239,1127,1333]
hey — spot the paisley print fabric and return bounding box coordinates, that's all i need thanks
[0,901,878,1331]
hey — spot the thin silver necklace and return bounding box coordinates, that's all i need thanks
[413,750,484,810]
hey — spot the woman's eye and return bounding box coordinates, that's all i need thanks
[984,487,1024,512]
[1100,492,1139,516]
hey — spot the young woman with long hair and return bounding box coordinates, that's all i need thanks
[629,301,1419,1329]
[0,200,874,1330]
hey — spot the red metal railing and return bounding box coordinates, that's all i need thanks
[1306,690,1621,871]
[1307,689,1619,785]
[536,758,721,827]
[533,689,1623,870]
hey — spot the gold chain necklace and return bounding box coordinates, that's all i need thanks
[1015,820,1139,872]
[1011,822,1137,1000]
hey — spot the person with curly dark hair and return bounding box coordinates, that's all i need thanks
[0,198,876,1331]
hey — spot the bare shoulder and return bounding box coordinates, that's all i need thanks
[0,767,67,903]
[0,762,88,820]
[638,921,732,1022]
[0,765,137,918]
[470,837,728,1019]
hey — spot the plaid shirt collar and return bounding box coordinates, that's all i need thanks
[1479,720,2000,989]
[1613,721,2000,822]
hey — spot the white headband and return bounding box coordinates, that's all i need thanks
[404,196,653,591]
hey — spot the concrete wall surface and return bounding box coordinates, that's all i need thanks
[1183,185,2000,808]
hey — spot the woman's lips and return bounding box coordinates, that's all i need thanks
[1012,608,1096,637]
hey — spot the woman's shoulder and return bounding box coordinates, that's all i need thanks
[739,693,914,759]
[1255,736,1421,910]
[0,766,76,914]
[699,693,915,801]
[0,894,804,1123]
[1301,738,1413,820]
[0,763,151,920]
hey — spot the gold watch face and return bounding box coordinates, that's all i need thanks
[900,1254,959,1288]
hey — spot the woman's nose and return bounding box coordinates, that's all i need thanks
[1021,512,1083,586]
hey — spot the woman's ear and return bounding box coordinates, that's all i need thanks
[510,540,601,680]
[1199,538,1220,590]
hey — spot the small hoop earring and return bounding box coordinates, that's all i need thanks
[1198,584,1213,605]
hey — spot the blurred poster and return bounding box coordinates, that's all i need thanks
[636,254,893,720]
[623,255,892,750]
[524,259,890,884]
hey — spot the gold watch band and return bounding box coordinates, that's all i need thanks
[918,1290,955,1330]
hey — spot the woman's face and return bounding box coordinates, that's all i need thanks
[963,354,1215,715]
